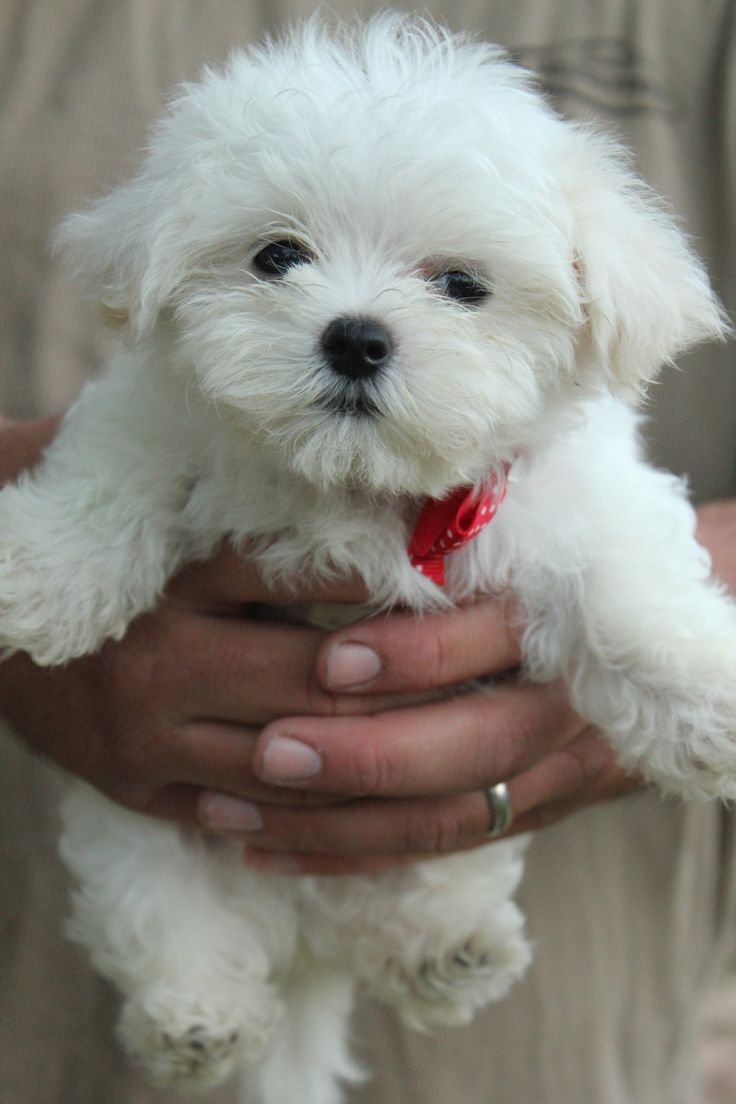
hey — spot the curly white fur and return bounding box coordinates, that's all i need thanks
[1,15,734,1103]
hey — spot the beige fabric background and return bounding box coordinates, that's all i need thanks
[0,2,734,1103]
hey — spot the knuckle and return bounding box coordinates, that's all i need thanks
[107,723,158,784]
[99,619,168,709]
[497,596,524,667]
[464,697,502,782]
[519,804,564,833]
[405,801,473,855]
[559,737,613,792]
[412,628,448,692]
[466,696,530,782]
[106,718,181,800]
[348,734,397,796]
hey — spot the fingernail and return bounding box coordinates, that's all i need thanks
[325,642,381,689]
[199,794,263,832]
[261,735,322,783]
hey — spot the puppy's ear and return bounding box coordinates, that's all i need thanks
[562,128,728,394]
[55,167,188,337]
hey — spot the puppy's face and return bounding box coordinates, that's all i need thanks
[60,18,724,497]
[173,96,583,496]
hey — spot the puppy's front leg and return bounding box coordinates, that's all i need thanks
[0,359,193,665]
[523,458,736,801]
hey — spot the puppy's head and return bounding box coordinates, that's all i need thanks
[58,15,727,496]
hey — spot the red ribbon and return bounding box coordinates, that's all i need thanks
[408,466,508,586]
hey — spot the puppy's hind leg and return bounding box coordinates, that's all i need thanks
[237,957,364,1104]
[60,784,288,1092]
[300,843,531,1034]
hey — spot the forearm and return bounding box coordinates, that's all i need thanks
[696,498,736,592]
[0,415,61,484]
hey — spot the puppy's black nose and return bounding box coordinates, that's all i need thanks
[321,317,393,379]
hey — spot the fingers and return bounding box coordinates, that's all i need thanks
[164,613,331,724]
[225,729,641,876]
[244,850,424,876]
[252,680,580,797]
[144,784,205,825]
[105,602,413,739]
[169,723,348,808]
[109,720,263,802]
[170,541,369,609]
[235,792,491,856]
[155,612,421,725]
[316,597,522,696]
[505,729,642,836]
[103,719,349,825]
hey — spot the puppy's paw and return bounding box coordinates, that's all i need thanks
[0,538,104,664]
[643,702,736,803]
[625,662,736,803]
[366,909,532,1031]
[0,533,145,664]
[118,984,282,1091]
[0,541,56,662]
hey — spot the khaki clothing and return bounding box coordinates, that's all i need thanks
[0,2,734,1103]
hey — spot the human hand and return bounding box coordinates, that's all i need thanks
[200,498,736,875]
[0,418,411,823]
[3,416,727,862]
[196,598,640,875]
[0,539,436,822]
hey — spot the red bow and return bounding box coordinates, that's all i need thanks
[408,466,508,586]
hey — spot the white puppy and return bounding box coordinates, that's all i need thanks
[1,14,735,1104]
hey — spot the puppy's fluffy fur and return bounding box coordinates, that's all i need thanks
[1,15,735,1103]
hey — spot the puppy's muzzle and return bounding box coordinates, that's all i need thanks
[321,317,393,380]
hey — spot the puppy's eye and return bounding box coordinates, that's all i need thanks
[253,240,314,277]
[433,270,490,306]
